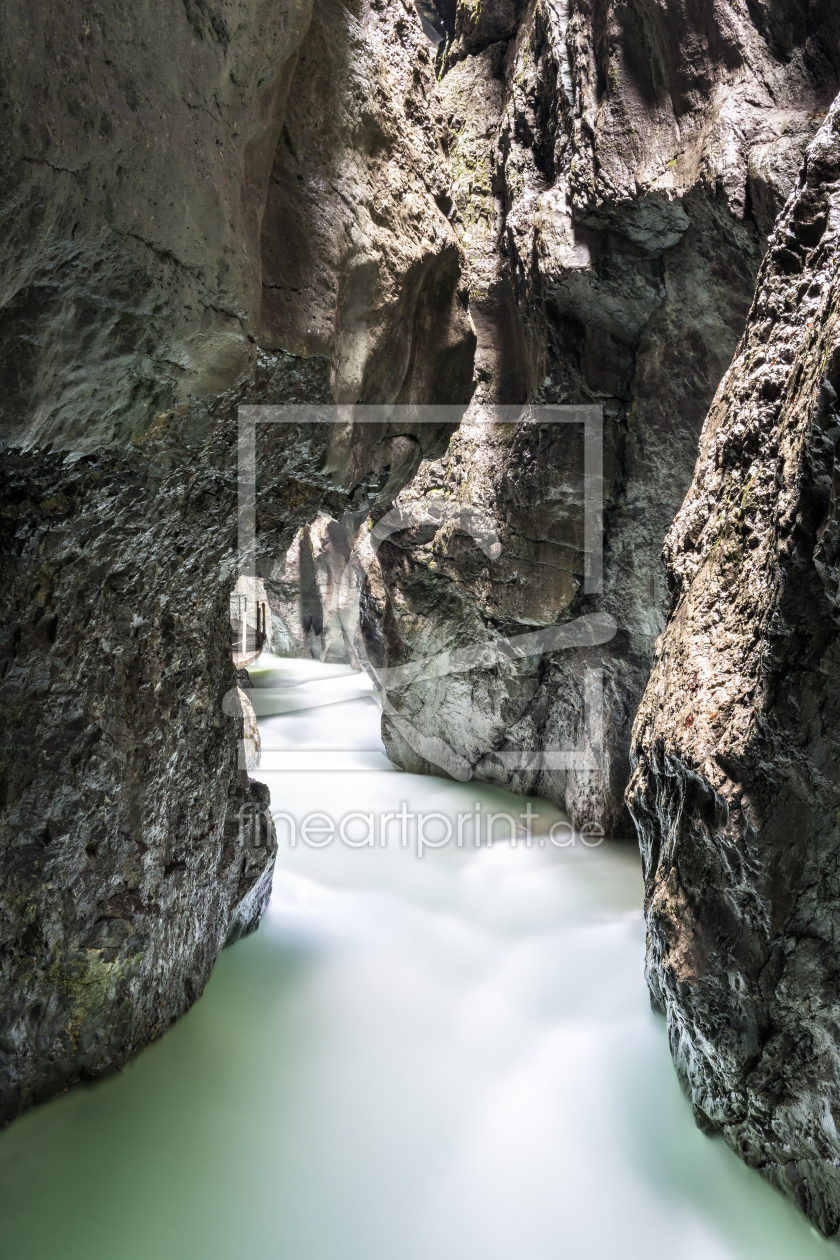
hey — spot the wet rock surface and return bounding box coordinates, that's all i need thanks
[0,408,459,1124]
[0,446,277,1122]
[375,0,839,835]
[0,0,471,1122]
[628,97,840,1235]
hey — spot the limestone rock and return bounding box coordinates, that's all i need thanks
[267,513,367,664]
[0,0,313,449]
[375,0,838,835]
[0,0,472,1123]
[628,96,840,1235]
[0,448,278,1122]
[443,0,528,61]
[237,686,262,770]
[259,0,476,408]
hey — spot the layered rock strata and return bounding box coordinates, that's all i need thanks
[628,97,840,1235]
[0,0,472,1122]
[374,0,839,835]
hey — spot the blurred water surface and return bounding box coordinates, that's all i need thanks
[0,657,835,1259]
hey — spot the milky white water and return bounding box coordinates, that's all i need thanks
[0,654,836,1259]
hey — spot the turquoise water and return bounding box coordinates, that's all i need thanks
[0,656,835,1259]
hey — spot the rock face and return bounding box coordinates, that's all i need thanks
[267,513,366,663]
[0,0,472,1122]
[259,0,474,407]
[373,0,839,835]
[8,13,840,1243]
[0,0,474,451]
[628,97,840,1235]
[0,448,276,1122]
[0,0,313,449]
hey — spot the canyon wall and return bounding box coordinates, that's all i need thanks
[7,2,840,1237]
[266,513,367,663]
[629,96,840,1235]
[373,0,839,835]
[0,0,312,450]
[0,0,473,1122]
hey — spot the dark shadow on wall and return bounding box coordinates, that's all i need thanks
[258,0,476,408]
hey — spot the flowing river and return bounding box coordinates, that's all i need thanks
[0,656,836,1259]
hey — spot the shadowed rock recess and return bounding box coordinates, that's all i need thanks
[372,0,839,836]
[628,97,840,1234]
[0,0,473,1123]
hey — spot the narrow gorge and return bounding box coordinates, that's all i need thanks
[3,0,840,1248]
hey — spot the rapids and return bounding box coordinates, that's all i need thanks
[0,656,834,1259]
